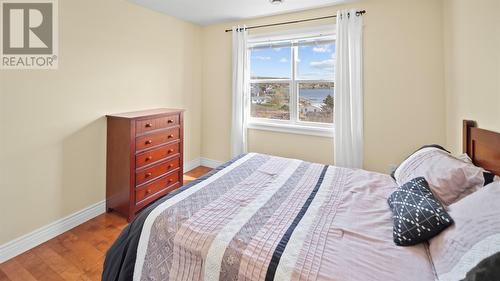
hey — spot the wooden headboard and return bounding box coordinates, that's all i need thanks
[463,120,500,176]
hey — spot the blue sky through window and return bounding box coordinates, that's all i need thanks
[250,40,335,80]
[250,47,291,79]
[298,42,335,80]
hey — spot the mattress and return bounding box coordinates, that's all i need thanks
[102,153,435,281]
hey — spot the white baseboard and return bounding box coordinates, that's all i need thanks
[0,157,222,263]
[200,157,225,168]
[0,200,106,263]
[184,157,201,172]
[185,157,224,170]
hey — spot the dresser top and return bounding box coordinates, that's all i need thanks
[107,108,184,119]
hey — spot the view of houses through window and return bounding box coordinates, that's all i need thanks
[298,82,334,123]
[250,83,290,120]
[249,36,335,126]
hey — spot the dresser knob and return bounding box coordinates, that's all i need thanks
[167,119,174,123]
[145,140,152,145]
[145,156,152,161]
[145,172,152,177]
[168,179,173,183]
[168,134,174,138]
[145,189,152,194]
[168,164,173,168]
[145,123,152,128]
[168,149,174,153]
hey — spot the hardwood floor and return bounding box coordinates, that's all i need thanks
[0,166,212,281]
[182,166,212,184]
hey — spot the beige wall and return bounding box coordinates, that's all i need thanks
[202,0,446,172]
[443,0,500,154]
[248,130,334,165]
[7,0,492,247]
[0,0,202,244]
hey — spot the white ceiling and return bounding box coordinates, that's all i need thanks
[129,0,351,26]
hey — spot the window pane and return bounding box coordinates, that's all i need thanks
[297,40,335,80]
[298,82,334,123]
[251,83,290,120]
[250,46,291,79]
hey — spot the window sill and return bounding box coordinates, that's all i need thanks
[247,121,333,138]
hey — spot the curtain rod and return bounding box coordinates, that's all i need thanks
[224,10,365,33]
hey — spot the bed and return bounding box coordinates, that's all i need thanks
[102,120,500,281]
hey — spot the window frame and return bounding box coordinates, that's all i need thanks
[246,25,336,138]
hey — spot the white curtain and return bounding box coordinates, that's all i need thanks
[334,9,364,168]
[230,26,249,158]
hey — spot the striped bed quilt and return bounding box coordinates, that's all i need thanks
[103,153,435,281]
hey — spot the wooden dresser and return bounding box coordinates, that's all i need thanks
[106,108,184,221]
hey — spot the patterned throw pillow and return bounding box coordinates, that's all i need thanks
[388,177,454,246]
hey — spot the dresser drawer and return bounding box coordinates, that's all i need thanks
[136,157,180,186]
[136,127,180,151]
[107,108,184,222]
[136,114,179,135]
[135,172,180,206]
[136,143,179,168]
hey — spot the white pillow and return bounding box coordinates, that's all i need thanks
[393,147,486,206]
[428,182,500,281]
[458,153,500,182]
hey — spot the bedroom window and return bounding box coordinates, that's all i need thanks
[247,27,335,137]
